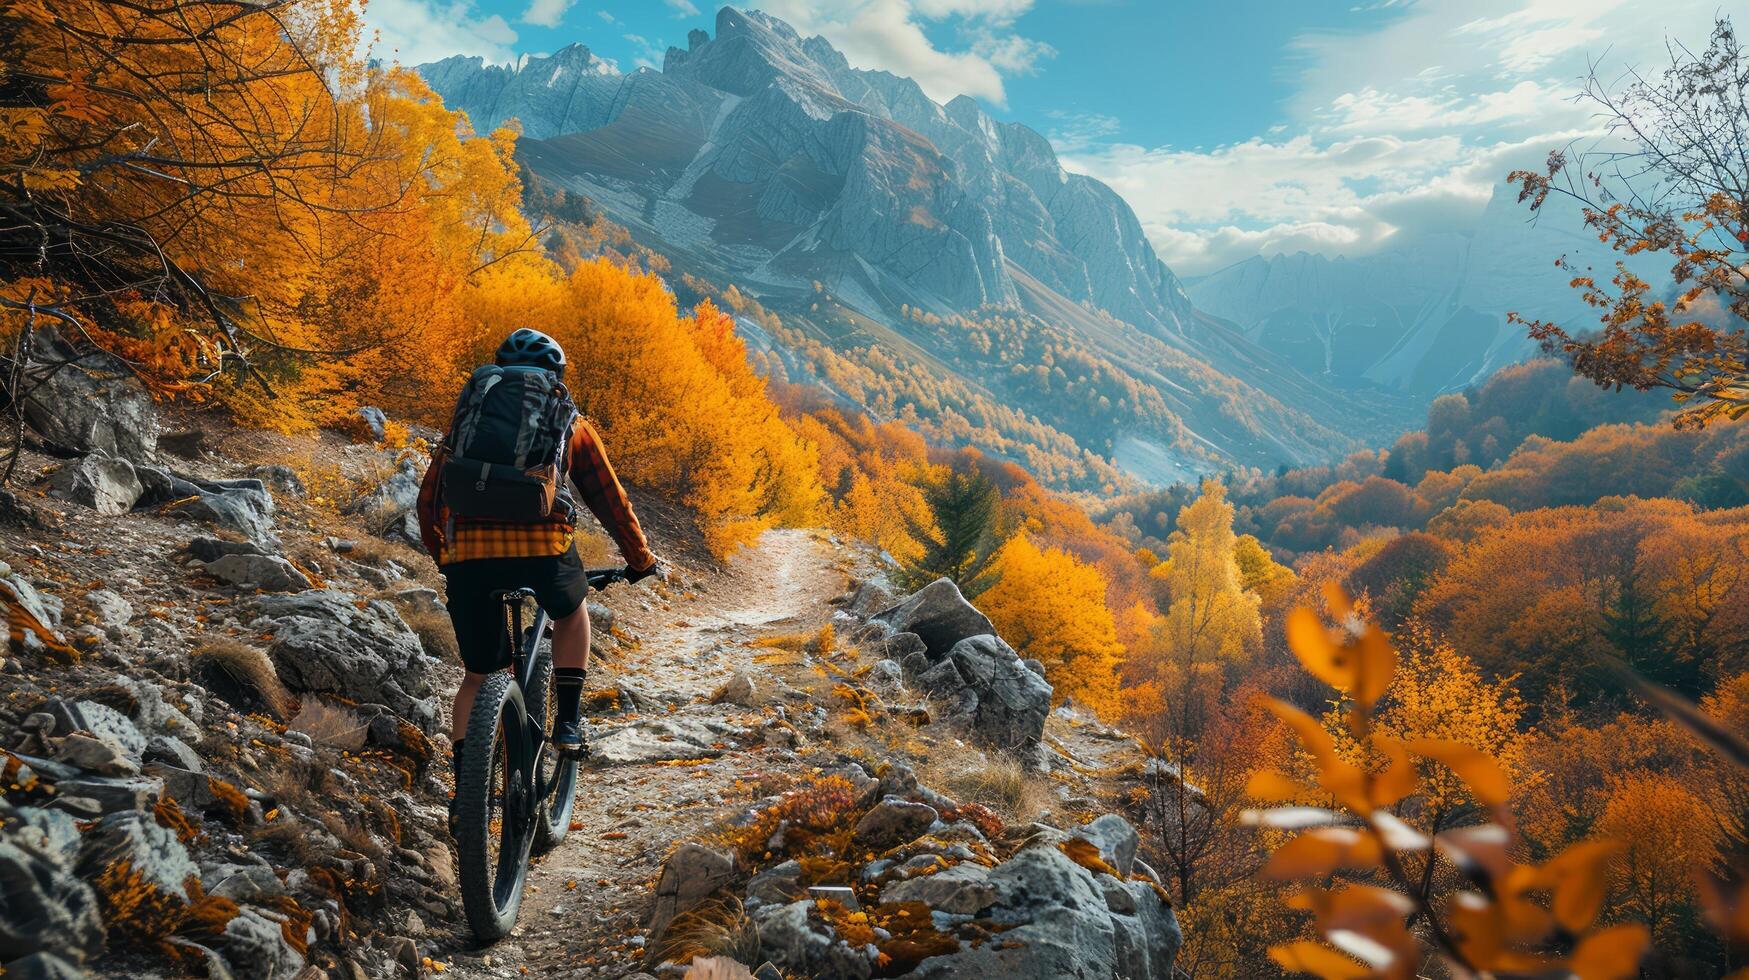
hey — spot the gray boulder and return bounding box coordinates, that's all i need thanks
[344,453,425,547]
[879,862,997,915]
[0,840,103,966]
[166,484,276,545]
[204,554,311,593]
[648,843,736,940]
[251,590,439,731]
[41,700,145,764]
[48,454,142,515]
[852,797,937,852]
[19,331,158,463]
[908,835,1180,979]
[73,808,200,910]
[1076,813,1140,877]
[219,906,306,980]
[926,634,1052,751]
[868,579,994,659]
[752,900,876,980]
[356,406,388,441]
[832,579,894,619]
[188,536,269,563]
[53,773,161,815]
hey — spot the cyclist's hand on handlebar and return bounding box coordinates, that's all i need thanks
[626,559,669,585]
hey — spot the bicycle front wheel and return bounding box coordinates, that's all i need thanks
[454,671,534,941]
[525,649,580,854]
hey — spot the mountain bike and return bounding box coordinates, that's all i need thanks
[453,566,629,941]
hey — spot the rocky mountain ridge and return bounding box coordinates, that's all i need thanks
[418,6,1411,484]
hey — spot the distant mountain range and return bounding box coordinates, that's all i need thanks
[1185,187,1634,397]
[416,7,1560,486]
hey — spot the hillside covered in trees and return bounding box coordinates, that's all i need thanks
[3,1,1749,978]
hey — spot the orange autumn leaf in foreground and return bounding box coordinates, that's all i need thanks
[1247,591,1651,979]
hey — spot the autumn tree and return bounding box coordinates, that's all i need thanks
[1509,17,1749,428]
[978,534,1124,715]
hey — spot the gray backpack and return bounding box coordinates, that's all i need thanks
[439,365,578,522]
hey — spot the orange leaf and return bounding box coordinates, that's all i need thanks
[1541,840,1622,933]
[1368,736,1418,808]
[1407,738,1511,808]
[1246,768,1310,802]
[1262,828,1383,881]
[1268,940,1369,979]
[1570,923,1650,980]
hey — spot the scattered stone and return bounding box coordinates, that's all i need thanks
[0,574,67,657]
[852,797,937,852]
[40,700,145,763]
[247,464,306,497]
[205,554,312,593]
[587,601,616,637]
[83,589,133,637]
[205,865,285,903]
[344,452,424,547]
[188,536,270,563]
[52,732,138,776]
[219,905,306,980]
[161,482,277,545]
[648,843,736,939]
[356,406,388,442]
[0,839,103,965]
[832,579,893,619]
[56,773,161,815]
[1076,813,1140,877]
[708,672,760,708]
[48,454,142,515]
[391,587,444,616]
[144,735,203,773]
[745,860,804,906]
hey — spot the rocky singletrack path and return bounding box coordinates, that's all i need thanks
[434,528,849,978]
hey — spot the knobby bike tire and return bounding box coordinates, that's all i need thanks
[524,646,580,853]
[455,671,533,941]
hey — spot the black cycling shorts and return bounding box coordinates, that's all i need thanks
[440,546,588,674]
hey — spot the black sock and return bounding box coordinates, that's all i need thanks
[555,667,587,726]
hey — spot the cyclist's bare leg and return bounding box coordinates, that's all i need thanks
[452,671,487,745]
[551,603,590,670]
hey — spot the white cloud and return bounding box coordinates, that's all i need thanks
[756,0,1047,106]
[1061,0,1724,274]
[664,0,700,16]
[363,0,517,65]
[623,33,666,70]
[522,0,574,28]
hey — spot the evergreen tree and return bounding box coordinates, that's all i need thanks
[1604,566,1691,694]
[898,465,1002,596]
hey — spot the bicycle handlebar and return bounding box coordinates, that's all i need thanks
[586,567,630,590]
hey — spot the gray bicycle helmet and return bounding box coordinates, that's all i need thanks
[495,328,566,373]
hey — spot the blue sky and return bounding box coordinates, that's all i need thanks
[363,0,1726,275]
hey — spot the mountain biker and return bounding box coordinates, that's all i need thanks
[415,328,662,783]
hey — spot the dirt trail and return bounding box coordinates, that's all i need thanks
[434,528,850,978]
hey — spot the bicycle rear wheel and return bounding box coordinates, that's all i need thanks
[454,672,534,941]
[525,648,580,853]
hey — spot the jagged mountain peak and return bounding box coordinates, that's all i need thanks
[416,7,1406,482]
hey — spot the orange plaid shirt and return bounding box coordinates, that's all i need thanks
[416,418,655,569]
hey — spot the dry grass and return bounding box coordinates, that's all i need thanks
[928,754,1051,826]
[191,639,297,720]
[288,699,368,752]
[401,607,459,664]
[345,535,426,572]
[652,898,761,967]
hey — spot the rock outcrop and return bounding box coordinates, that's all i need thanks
[249,590,441,731]
[19,331,159,463]
[855,578,1051,753]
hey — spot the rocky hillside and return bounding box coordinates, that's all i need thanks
[419,6,1411,484]
[0,341,1183,977]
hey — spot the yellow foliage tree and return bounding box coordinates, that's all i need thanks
[978,534,1124,716]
